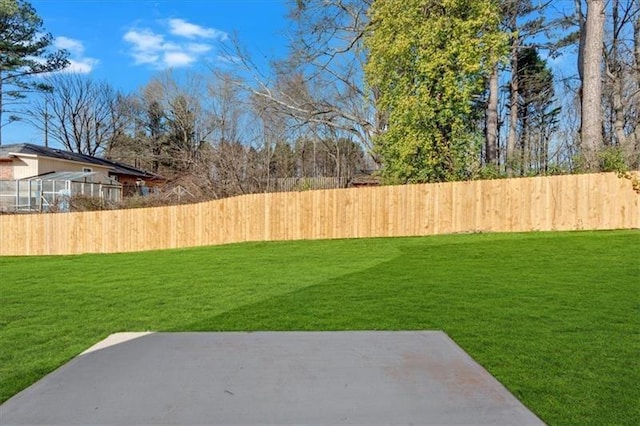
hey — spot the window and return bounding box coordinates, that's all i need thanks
[83,167,92,173]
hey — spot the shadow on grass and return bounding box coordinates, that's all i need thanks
[2,231,638,424]
[178,235,640,425]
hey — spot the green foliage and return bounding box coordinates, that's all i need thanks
[598,146,629,174]
[1,231,638,424]
[572,146,630,175]
[513,46,560,174]
[0,0,68,76]
[0,0,68,135]
[297,178,313,191]
[271,141,297,178]
[365,0,508,183]
[518,46,555,107]
[544,164,570,176]
[473,163,505,180]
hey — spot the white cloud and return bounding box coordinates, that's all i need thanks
[123,19,226,69]
[168,18,227,40]
[131,51,160,66]
[187,43,212,54]
[54,36,98,74]
[66,58,99,74]
[54,36,85,55]
[124,29,164,53]
[164,51,196,67]
[124,29,168,65]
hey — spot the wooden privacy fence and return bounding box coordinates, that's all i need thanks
[0,172,637,256]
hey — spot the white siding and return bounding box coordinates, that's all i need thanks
[9,155,111,180]
[10,157,39,180]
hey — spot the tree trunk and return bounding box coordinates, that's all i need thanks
[507,37,519,175]
[634,1,640,87]
[633,4,640,165]
[611,72,627,148]
[576,0,586,83]
[607,0,632,161]
[0,74,3,147]
[485,62,499,166]
[541,131,549,174]
[580,0,605,171]
[522,111,530,175]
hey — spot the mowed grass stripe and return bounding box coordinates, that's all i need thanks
[1,230,638,425]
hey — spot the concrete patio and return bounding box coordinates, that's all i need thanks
[1,331,544,425]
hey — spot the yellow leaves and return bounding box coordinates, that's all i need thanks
[0,0,19,16]
[365,0,508,183]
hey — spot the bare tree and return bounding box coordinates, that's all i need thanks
[252,90,291,189]
[121,70,216,177]
[602,0,639,167]
[28,73,125,156]
[205,72,261,193]
[155,71,216,172]
[634,1,640,161]
[208,73,246,148]
[226,0,382,166]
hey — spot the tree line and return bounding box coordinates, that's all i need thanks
[1,0,638,199]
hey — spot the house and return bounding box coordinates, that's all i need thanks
[0,143,164,185]
[0,143,165,211]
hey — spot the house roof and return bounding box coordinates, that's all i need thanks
[0,143,164,181]
[24,171,121,186]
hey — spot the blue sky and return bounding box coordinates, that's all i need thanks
[5,0,289,144]
[5,0,582,146]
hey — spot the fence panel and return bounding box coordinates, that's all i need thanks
[0,173,637,256]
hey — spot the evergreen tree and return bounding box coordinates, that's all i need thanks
[0,0,68,144]
[517,46,560,173]
[499,0,552,175]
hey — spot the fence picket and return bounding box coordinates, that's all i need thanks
[0,173,637,255]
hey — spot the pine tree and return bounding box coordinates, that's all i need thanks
[517,46,559,173]
[0,0,68,145]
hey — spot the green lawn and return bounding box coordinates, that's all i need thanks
[1,230,638,424]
